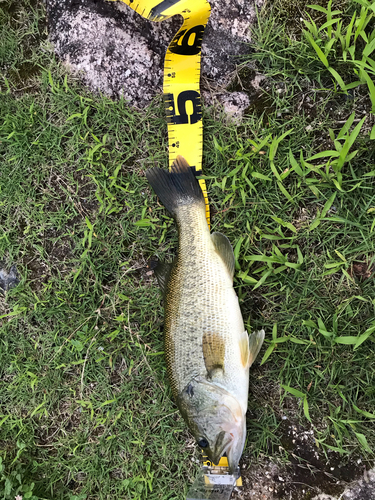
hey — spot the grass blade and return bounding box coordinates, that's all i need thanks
[277,181,294,203]
[321,216,361,227]
[355,432,372,453]
[354,323,375,349]
[253,269,272,290]
[337,112,355,139]
[304,31,329,67]
[269,130,293,162]
[321,192,336,218]
[307,5,328,13]
[303,397,312,422]
[327,67,347,92]
[361,69,375,111]
[353,405,375,419]
[334,336,358,344]
[347,115,367,149]
[282,385,306,398]
[260,343,276,365]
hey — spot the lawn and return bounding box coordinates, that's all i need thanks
[0,0,375,499]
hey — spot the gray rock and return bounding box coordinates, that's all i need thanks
[341,468,375,500]
[46,0,264,107]
[0,264,20,293]
[312,468,375,500]
[215,91,251,123]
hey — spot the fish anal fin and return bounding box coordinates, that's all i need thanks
[202,331,225,378]
[211,232,235,279]
[240,329,265,368]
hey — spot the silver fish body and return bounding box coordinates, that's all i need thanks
[146,157,264,471]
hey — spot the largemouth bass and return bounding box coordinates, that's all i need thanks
[146,156,265,472]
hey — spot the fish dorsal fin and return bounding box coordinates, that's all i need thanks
[211,232,235,279]
[202,331,225,378]
[152,261,173,295]
[240,329,265,368]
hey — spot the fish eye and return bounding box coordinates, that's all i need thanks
[197,438,209,448]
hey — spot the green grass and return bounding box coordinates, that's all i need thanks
[1,0,375,499]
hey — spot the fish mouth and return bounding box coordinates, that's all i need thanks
[221,417,246,474]
[226,444,242,475]
[204,430,231,466]
[209,440,240,475]
[210,432,238,470]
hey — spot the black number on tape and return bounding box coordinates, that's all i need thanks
[169,25,205,56]
[164,91,202,125]
[148,0,181,20]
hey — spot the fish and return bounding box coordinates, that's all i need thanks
[146,156,265,473]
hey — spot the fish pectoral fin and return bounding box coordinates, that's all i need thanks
[240,329,265,368]
[202,331,225,378]
[153,260,173,295]
[211,232,235,280]
[239,331,250,368]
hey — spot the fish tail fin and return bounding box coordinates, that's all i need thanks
[145,156,204,217]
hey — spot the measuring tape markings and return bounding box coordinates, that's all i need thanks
[203,456,243,487]
[118,0,211,225]
[164,4,210,224]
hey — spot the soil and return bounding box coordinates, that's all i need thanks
[348,260,374,281]
[233,418,373,500]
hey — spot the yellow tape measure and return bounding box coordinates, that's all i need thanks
[203,456,242,487]
[118,0,211,225]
